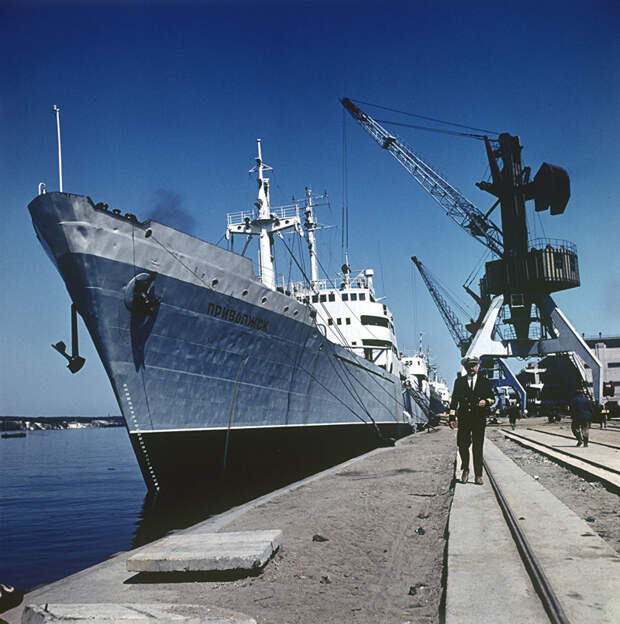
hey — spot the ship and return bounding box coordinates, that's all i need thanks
[28,140,428,492]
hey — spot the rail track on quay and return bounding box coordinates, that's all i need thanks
[500,426,620,491]
[525,427,620,451]
[482,454,570,624]
[446,431,619,624]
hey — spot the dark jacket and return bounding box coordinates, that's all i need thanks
[507,404,520,422]
[449,374,495,424]
[570,394,593,422]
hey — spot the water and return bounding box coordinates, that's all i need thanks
[0,425,345,592]
[0,423,375,592]
[0,428,146,591]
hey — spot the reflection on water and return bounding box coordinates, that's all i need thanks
[1,425,385,591]
[131,459,342,549]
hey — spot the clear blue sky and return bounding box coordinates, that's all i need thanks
[1,0,618,417]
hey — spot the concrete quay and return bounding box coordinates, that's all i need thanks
[447,439,620,624]
[4,426,619,623]
[2,429,455,624]
[502,427,620,490]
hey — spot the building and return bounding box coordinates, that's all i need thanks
[516,334,619,415]
[584,334,620,404]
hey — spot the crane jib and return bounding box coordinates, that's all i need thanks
[340,97,504,258]
[341,97,365,122]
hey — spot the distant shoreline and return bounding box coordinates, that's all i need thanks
[0,416,124,432]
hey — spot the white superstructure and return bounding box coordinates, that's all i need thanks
[402,351,430,396]
[226,140,434,394]
[296,268,400,375]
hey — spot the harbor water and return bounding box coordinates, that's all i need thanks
[0,426,277,592]
[0,424,358,592]
[0,427,146,591]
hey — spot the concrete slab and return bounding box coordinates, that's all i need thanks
[446,452,548,624]
[485,439,620,623]
[21,603,256,623]
[0,433,452,624]
[126,530,281,573]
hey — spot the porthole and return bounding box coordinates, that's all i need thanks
[293,310,299,316]
[261,296,267,304]
[283,306,289,312]
[242,289,248,297]
[211,279,219,287]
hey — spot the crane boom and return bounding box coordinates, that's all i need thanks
[412,255,526,406]
[411,256,471,355]
[341,98,504,257]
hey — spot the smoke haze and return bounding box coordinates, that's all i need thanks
[147,189,196,234]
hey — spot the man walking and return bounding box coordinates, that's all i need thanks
[449,356,495,485]
[507,399,521,431]
[570,386,593,447]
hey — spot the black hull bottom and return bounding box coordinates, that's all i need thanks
[130,422,413,493]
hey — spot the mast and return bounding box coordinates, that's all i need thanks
[250,139,275,289]
[53,105,63,192]
[342,253,351,288]
[226,140,302,290]
[303,187,319,290]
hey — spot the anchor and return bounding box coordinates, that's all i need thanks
[51,303,86,373]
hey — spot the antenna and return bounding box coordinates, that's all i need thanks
[53,105,63,192]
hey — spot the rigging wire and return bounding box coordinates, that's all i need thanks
[288,344,391,432]
[352,98,499,136]
[278,231,399,370]
[330,352,400,423]
[422,260,475,321]
[536,208,547,239]
[463,248,491,291]
[314,253,386,343]
[151,226,407,438]
[376,119,490,140]
[276,235,399,425]
[286,254,293,289]
[341,107,349,256]
[149,229,388,430]
[410,262,418,347]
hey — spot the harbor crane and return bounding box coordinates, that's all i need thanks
[342,98,602,401]
[411,256,474,356]
[411,255,526,407]
[341,99,504,257]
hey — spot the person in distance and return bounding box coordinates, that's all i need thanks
[569,385,593,447]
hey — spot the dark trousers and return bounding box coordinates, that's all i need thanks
[457,417,486,477]
[571,420,590,443]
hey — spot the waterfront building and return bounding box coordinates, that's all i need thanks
[584,334,620,404]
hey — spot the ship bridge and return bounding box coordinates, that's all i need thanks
[292,269,400,375]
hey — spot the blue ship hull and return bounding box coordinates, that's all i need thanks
[29,193,422,491]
